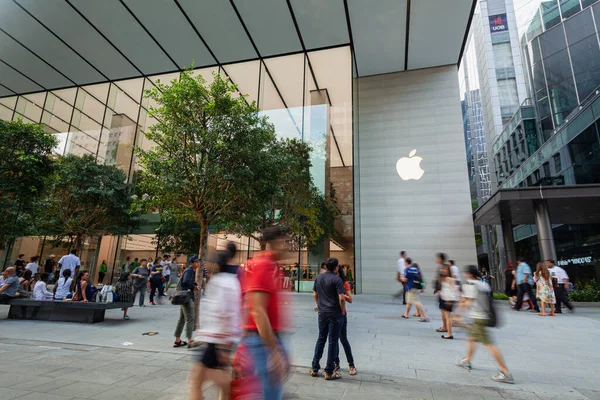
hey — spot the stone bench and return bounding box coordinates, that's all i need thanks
[7,299,134,323]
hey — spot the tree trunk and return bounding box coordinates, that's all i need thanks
[75,233,84,254]
[195,214,208,329]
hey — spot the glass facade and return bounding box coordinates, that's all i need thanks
[0,47,355,291]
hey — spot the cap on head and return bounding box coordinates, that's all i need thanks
[188,255,199,264]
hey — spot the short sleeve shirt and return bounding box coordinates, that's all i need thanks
[313,271,345,315]
[58,254,81,275]
[132,267,149,287]
[462,280,490,320]
[516,262,533,285]
[397,258,406,278]
[405,266,421,290]
[242,252,281,332]
[2,276,19,297]
[150,265,163,282]
[549,266,569,283]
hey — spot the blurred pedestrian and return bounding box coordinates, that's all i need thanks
[393,251,408,304]
[439,264,459,339]
[514,257,539,313]
[189,243,241,400]
[166,257,181,295]
[131,259,150,307]
[401,259,428,322]
[504,262,517,306]
[334,267,356,376]
[311,257,345,380]
[434,253,447,330]
[240,226,290,397]
[547,260,573,314]
[457,265,514,384]
[534,262,555,316]
[173,256,198,348]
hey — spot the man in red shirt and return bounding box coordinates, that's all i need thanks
[241,226,289,399]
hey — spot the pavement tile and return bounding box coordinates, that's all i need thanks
[62,369,135,385]
[49,382,109,398]
[575,388,600,400]
[13,393,73,400]
[26,379,80,393]
[90,386,157,400]
[132,377,181,392]
[0,387,32,399]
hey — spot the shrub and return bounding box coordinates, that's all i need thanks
[569,279,600,302]
[493,293,509,300]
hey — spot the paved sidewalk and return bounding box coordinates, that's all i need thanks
[0,339,595,400]
[1,293,599,398]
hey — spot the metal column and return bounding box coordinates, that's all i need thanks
[533,200,557,261]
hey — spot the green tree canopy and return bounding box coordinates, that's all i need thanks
[0,119,58,247]
[136,70,276,280]
[42,154,136,251]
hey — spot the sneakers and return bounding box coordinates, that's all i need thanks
[150,302,156,305]
[492,371,515,384]
[457,358,472,370]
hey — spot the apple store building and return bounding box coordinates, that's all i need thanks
[0,0,477,293]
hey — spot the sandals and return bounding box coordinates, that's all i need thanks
[436,328,448,332]
[349,366,357,376]
[309,369,319,377]
[413,313,421,317]
[324,371,342,380]
[401,315,409,319]
[173,340,188,348]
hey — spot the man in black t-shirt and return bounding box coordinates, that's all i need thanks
[310,258,346,380]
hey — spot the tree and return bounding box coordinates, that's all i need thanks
[42,154,137,252]
[228,138,339,250]
[135,70,276,283]
[0,119,58,248]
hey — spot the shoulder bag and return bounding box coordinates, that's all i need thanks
[171,270,191,305]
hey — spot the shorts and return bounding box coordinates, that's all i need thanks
[439,300,455,312]
[406,289,420,305]
[194,342,230,369]
[468,319,493,345]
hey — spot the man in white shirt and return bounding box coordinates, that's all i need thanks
[449,260,461,284]
[457,265,514,384]
[393,251,408,304]
[547,260,574,313]
[58,250,81,277]
[161,254,172,294]
[25,256,40,275]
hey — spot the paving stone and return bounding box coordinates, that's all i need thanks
[90,386,156,400]
[0,387,31,399]
[49,382,109,398]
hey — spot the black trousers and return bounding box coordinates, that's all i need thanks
[554,285,573,312]
[149,280,164,302]
[515,283,539,311]
[98,272,105,283]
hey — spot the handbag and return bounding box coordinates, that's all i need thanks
[170,271,191,305]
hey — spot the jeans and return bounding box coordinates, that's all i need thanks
[515,283,539,311]
[335,314,355,367]
[554,285,573,312]
[98,272,105,284]
[242,334,284,400]
[174,300,194,340]
[132,285,146,306]
[311,312,344,375]
[149,279,164,303]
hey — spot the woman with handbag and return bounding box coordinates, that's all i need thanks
[189,243,241,400]
[439,264,459,339]
[173,256,198,348]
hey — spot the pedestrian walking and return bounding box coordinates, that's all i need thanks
[173,256,198,348]
[310,257,346,380]
[457,265,514,384]
[131,259,150,307]
[149,259,164,305]
[513,257,540,312]
[439,264,459,339]
[43,254,57,282]
[334,267,356,375]
[547,260,574,314]
[534,262,556,316]
[504,262,517,306]
[402,259,429,322]
[394,251,408,304]
[189,243,241,400]
[434,253,447,330]
[115,272,134,320]
[240,226,290,398]
[166,258,182,295]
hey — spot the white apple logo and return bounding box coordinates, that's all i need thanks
[396,149,424,181]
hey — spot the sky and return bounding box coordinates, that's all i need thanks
[513,0,544,39]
